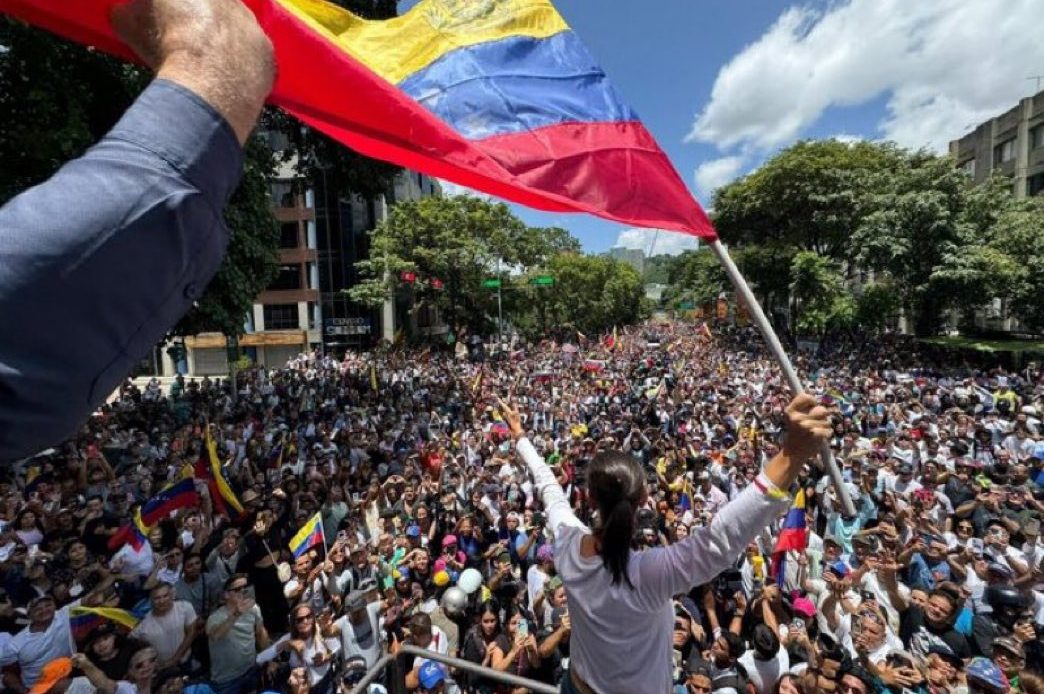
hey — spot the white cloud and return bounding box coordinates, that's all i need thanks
[694,155,745,199]
[437,180,492,200]
[613,228,700,256]
[688,0,1044,154]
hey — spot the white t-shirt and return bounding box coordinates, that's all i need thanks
[335,601,384,669]
[131,600,196,664]
[0,603,78,688]
[738,646,790,694]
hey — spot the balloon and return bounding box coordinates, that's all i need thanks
[458,568,483,595]
[433,570,450,587]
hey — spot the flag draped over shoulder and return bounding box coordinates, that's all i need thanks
[771,490,807,587]
[0,0,715,240]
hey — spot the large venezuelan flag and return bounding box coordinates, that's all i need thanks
[0,0,715,239]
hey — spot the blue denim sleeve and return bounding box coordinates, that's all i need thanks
[0,79,243,462]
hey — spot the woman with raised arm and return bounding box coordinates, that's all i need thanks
[497,394,832,694]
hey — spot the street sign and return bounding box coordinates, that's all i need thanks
[483,278,502,289]
[678,301,695,310]
[529,275,555,286]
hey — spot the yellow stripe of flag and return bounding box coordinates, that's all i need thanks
[275,0,570,85]
[206,428,244,516]
[70,606,139,630]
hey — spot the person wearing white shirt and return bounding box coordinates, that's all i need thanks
[501,394,830,694]
[0,595,79,689]
[131,583,198,669]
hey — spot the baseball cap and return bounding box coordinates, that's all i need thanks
[418,660,447,689]
[28,657,72,694]
[536,544,554,563]
[441,534,458,548]
[405,525,421,538]
[966,657,1008,690]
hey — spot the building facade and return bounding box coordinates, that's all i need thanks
[949,89,1044,199]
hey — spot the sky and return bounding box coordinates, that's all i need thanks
[404,0,1044,256]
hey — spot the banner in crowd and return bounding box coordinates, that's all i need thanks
[0,0,716,239]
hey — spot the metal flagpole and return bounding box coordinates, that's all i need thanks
[708,239,856,517]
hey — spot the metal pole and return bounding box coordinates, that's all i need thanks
[708,239,856,517]
[496,257,504,347]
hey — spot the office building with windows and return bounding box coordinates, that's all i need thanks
[949,89,1044,198]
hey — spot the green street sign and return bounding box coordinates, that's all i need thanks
[529,275,555,286]
[483,278,502,289]
[678,301,695,310]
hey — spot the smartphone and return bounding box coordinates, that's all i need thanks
[517,619,528,638]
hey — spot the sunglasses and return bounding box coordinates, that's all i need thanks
[294,613,314,622]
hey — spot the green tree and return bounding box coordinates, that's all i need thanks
[662,249,727,308]
[537,253,647,335]
[713,139,902,257]
[853,158,1013,336]
[789,251,852,336]
[348,196,572,332]
[854,281,901,334]
[986,196,1044,331]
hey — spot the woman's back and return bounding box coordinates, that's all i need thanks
[554,481,788,694]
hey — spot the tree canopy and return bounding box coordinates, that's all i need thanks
[348,195,643,337]
[667,138,1044,337]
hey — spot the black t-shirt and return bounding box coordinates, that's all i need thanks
[899,606,971,661]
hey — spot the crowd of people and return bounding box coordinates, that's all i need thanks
[0,321,1041,694]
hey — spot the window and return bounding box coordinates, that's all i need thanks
[1032,124,1044,150]
[263,303,300,330]
[279,222,299,249]
[994,139,1016,164]
[269,181,294,207]
[1029,173,1044,197]
[268,266,302,291]
[960,158,976,177]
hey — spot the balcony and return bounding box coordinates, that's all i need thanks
[257,288,319,304]
[278,247,317,264]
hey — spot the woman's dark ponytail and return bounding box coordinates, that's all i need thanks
[588,451,645,588]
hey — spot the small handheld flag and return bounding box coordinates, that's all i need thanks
[289,512,325,559]
[771,490,808,587]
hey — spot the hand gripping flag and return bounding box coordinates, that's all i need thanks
[289,511,325,558]
[771,489,808,587]
[0,0,716,240]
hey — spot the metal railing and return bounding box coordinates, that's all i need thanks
[349,643,558,694]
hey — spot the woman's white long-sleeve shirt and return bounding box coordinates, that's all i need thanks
[516,437,789,694]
